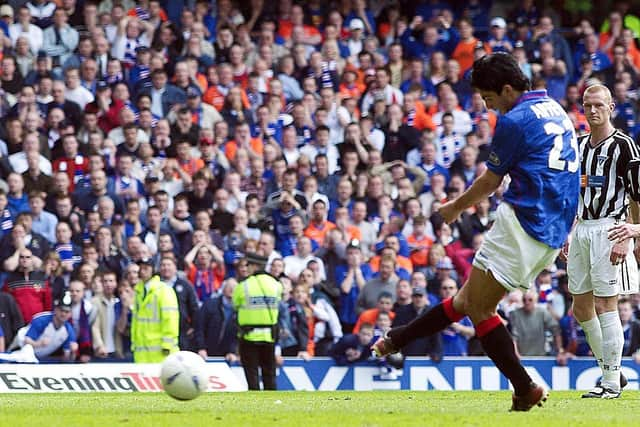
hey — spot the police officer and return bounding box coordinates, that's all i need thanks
[131,258,180,363]
[232,252,282,390]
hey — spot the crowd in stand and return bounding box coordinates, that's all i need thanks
[1,0,640,366]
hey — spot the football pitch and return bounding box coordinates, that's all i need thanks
[2,391,639,427]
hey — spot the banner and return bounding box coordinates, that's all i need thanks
[229,357,640,391]
[2,358,638,392]
[0,363,246,393]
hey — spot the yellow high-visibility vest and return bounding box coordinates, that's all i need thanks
[233,273,282,343]
[131,275,179,363]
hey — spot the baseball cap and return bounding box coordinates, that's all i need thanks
[436,257,454,270]
[245,252,268,267]
[96,80,110,91]
[349,18,364,31]
[490,17,507,29]
[136,257,154,266]
[199,136,215,146]
[186,87,201,98]
[145,174,160,183]
[0,5,14,18]
[55,292,73,310]
[412,287,426,297]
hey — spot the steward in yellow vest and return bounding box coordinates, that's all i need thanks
[232,252,282,390]
[131,258,179,363]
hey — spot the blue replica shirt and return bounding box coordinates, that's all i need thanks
[26,312,76,358]
[486,90,580,248]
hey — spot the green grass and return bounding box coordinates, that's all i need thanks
[1,391,639,427]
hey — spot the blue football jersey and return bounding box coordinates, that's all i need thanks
[486,90,580,248]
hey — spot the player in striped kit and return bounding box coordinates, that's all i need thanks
[564,84,640,399]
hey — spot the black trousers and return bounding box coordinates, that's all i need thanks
[239,339,276,390]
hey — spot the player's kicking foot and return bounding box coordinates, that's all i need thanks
[581,372,627,399]
[510,383,549,412]
[371,330,399,357]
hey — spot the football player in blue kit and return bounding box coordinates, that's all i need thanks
[373,53,580,411]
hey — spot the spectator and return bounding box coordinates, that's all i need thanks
[67,280,95,362]
[509,290,562,356]
[9,6,44,56]
[184,241,225,302]
[335,239,373,333]
[1,217,49,272]
[159,255,199,352]
[91,270,126,359]
[356,255,398,314]
[439,278,474,356]
[141,68,186,117]
[28,191,57,245]
[22,292,78,361]
[392,287,442,360]
[43,8,79,70]
[196,278,238,360]
[0,291,25,349]
[619,297,640,361]
[353,291,396,334]
[283,236,325,282]
[330,322,374,365]
[278,283,311,359]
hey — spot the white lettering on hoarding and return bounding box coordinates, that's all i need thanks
[410,368,453,390]
[354,368,401,391]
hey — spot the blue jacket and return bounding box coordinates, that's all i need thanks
[195,294,238,356]
[140,84,186,117]
[330,333,373,365]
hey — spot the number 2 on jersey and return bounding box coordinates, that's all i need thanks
[545,119,579,172]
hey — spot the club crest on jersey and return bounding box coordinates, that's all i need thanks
[597,155,608,166]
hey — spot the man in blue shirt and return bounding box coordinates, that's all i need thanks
[23,292,77,361]
[373,53,580,412]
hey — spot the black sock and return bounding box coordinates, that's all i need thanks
[479,323,532,396]
[388,304,452,349]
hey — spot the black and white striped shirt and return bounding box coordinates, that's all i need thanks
[578,129,640,220]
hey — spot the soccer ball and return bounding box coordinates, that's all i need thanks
[160,351,209,400]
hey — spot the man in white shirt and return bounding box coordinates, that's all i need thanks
[300,125,340,174]
[319,87,350,145]
[432,91,473,136]
[64,67,94,109]
[8,133,52,175]
[361,67,404,114]
[9,6,43,55]
[283,236,325,282]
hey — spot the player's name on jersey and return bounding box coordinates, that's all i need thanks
[530,101,566,119]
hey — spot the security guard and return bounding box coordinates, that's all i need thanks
[232,252,282,390]
[131,258,180,363]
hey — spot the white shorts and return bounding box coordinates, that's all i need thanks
[568,218,639,297]
[473,202,560,292]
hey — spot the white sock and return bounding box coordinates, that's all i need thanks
[598,311,624,391]
[579,317,604,371]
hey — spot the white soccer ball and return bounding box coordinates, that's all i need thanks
[160,351,209,400]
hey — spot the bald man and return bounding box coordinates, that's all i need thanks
[564,84,640,398]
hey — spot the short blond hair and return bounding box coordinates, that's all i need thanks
[583,84,612,104]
